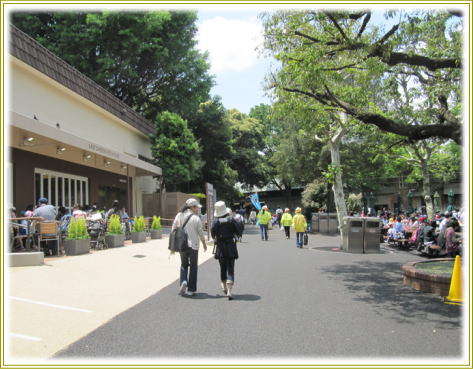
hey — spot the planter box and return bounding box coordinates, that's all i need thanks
[64,239,90,256]
[131,231,147,243]
[151,229,163,239]
[105,234,125,248]
[9,252,44,267]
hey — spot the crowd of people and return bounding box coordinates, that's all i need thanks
[10,198,133,255]
[380,208,463,257]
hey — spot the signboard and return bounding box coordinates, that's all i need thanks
[205,183,214,239]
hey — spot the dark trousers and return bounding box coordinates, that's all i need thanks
[296,232,304,247]
[219,257,235,282]
[180,248,199,292]
[284,226,290,238]
[259,224,268,240]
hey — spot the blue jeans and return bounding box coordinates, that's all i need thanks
[180,248,199,292]
[260,224,268,240]
[296,232,304,248]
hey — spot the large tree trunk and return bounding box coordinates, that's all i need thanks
[420,160,434,220]
[329,137,348,229]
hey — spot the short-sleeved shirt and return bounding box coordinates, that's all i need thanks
[33,204,57,221]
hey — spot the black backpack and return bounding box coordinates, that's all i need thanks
[168,214,194,252]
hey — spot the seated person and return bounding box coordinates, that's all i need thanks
[423,220,437,244]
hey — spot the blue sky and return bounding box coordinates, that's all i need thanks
[195,10,397,114]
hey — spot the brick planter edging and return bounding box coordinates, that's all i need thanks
[402,258,454,297]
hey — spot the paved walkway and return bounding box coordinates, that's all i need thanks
[47,226,462,362]
[7,236,213,362]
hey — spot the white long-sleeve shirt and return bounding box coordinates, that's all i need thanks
[172,210,205,250]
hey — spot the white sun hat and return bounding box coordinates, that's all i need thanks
[214,201,228,217]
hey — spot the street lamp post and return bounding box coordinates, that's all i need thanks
[407,190,414,214]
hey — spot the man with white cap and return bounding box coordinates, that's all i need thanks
[172,198,207,297]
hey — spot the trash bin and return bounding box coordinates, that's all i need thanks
[342,217,364,253]
[319,213,329,233]
[363,217,381,253]
[311,214,319,233]
[328,213,339,234]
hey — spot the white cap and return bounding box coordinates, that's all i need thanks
[186,198,202,208]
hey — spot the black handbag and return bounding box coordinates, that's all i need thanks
[168,214,194,252]
[303,232,308,246]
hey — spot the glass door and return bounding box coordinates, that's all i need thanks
[34,168,88,213]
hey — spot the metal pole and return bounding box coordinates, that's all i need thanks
[127,165,131,217]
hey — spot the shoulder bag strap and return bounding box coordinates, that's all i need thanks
[182,214,194,229]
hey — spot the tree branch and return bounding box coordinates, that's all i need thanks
[377,24,400,44]
[281,85,462,144]
[323,12,348,40]
[438,95,460,125]
[293,30,339,46]
[356,12,371,39]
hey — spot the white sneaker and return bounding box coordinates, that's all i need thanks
[179,281,187,295]
[185,291,195,297]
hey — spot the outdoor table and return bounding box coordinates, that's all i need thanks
[9,217,43,252]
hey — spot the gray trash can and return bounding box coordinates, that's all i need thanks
[328,213,339,234]
[342,217,364,253]
[311,214,319,233]
[319,213,329,233]
[363,217,381,253]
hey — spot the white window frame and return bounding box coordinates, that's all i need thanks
[34,168,88,213]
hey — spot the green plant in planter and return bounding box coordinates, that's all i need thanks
[66,217,89,240]
[107,214,124,235]
[150,216,162,230]
[132,216,145,232]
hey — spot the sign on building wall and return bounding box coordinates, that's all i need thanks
[205,182,214,240]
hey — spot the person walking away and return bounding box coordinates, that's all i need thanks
[233,210,244,242]
[212,201,241,300]
[257,206,272,241]
[281,208,293,239]
[249,209,257,225]
[304,207,312,232]
[172,198,207,297]
[292,207,307,248]
[275,206,283,227]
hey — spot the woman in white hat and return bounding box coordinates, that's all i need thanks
[211,201,241,300]
[172,198,207,297]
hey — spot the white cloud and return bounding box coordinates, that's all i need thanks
[197,16,263,74]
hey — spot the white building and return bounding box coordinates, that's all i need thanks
[8,26,162,216]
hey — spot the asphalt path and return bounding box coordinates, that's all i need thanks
[55,225,462,359]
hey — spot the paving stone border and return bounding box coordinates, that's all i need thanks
[402,258,454,297]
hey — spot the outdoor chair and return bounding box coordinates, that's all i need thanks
[38,221,60,256]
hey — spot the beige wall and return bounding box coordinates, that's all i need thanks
[9,57,160,216]
[10,58,153,161]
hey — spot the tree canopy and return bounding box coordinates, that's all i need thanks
[12,11,213,120]
[261,10,462,144]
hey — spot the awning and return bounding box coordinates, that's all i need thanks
[10,111,162,176]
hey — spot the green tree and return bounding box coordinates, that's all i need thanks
[150,112,202,189]
[225,109,267,188]
[261,10,462,143]
[12,11,213,120]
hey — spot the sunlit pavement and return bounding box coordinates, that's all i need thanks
[46,225,462,363]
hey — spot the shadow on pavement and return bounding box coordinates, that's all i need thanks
[191,292,261,301]
[321,260,461,329]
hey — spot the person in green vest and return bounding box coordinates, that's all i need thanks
[281,208,293,240]
[257,205,272,241]
[292,207,308,248]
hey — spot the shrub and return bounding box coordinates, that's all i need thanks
[107,214,123,235]
[132,216,145,233]
[66,217,89,240]
[150,216,161,230]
